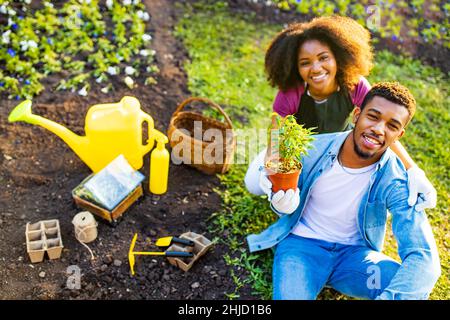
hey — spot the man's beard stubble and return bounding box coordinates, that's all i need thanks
[352,130,373,159]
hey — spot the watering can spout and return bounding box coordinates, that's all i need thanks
[8,100,89,165]
[8,100,36,124]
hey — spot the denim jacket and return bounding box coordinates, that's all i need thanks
[246,131,441,299]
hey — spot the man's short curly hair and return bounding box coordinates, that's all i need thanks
[265,16,373,93]
[361,82,416,126]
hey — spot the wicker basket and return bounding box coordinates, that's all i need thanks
[168,97,236,175]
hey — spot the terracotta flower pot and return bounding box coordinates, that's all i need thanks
[265,159,302,193]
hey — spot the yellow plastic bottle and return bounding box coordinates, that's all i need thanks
[150,138,170,194]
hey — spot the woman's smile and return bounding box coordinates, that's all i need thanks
[310,72,329,83]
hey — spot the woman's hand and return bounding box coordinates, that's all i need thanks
[407,166,437,211]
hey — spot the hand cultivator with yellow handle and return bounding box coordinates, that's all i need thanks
[128,233,194,275]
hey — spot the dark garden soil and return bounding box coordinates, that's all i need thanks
[0,0,447,301]
[0,0,255,300]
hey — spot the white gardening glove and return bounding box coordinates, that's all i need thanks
[271,188,300,215]
[244,148,268,196]
[259,167,273,201]
[407,166,437,211]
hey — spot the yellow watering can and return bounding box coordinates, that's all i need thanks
[8,96,167,173]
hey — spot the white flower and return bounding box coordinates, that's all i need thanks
[25,0,32,4]
[78,85,88,96]
[107,66,118,75]
[142,34,152,42]
[101,86,110,94]
[125,66,136,75]
[137,11,149,21]
[44,2,54,8]
[96,74,106,83]
[0,5,7,15]
[106,0,113,9]
[133,0,140,5]
[123,0,132,5]
[8,18,14,26]
[27,40,38,48]
[124,76,134,89]
[19,40,38,51]
[20,40,28,51]
[139,49,149,57]
[8,8,16,16]
[2,30,11,44]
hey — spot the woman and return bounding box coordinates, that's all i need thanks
[245,16,436,210]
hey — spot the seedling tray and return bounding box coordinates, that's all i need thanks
[166,232,213,272]
[25,219,63,263]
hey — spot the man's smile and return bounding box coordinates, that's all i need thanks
[361,133,383,149]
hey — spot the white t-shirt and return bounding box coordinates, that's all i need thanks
[292,160,377,245]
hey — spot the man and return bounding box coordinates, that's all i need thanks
[246,82,441,300]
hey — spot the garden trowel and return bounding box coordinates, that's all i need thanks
[128,233,193,276]
[155,236,195,247]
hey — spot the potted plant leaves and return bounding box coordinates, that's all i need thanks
[265,113,315,193]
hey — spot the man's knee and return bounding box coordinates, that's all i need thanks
[272,260,321,300]
[366,259,401,299]
[272,250,328,300]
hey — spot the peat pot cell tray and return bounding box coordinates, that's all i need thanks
[166,232,213,272]
[25,219,63,263]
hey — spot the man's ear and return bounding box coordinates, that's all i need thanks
[396,128,405,141]
[352,107,361,124]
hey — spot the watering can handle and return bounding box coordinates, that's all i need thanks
[173,97,234,129]
[140,112,155,154]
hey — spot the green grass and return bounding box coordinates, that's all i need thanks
[175,1,449,299]
[174,1,277,127]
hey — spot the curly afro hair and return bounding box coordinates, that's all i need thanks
[361,82,416,126]
[265,16,373,93]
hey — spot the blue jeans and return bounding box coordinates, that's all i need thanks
[273,234,401,300]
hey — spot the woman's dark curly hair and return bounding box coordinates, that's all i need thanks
[265,16,374,93]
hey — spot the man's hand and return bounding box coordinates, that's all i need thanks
[407,166,437,211]
[271,189,300,215]
[259,167,273,201]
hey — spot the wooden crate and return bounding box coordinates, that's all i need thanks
[72,184,143,224]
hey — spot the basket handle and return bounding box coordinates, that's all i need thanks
[173,97,234,129]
